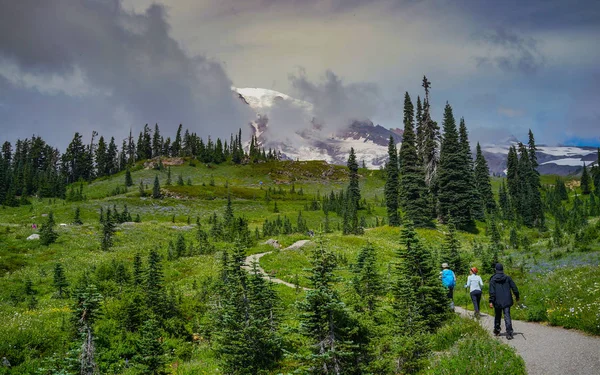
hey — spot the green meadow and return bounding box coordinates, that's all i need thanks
[0,159,598,374]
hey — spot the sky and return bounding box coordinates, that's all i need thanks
[0,0,599,150]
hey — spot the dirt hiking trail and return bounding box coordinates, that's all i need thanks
[455,306,600,375]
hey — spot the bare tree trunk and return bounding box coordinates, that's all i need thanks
[80,325,97,375]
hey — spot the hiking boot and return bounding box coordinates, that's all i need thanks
[507,333,514,340]
[493,330,500,336]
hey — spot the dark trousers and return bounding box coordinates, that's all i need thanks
[470,290,482,313]
[494,307,513,334]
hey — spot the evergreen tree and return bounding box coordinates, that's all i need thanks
[125,168,133,187]
[592,148,600,195]
[133,253,143,287]
[347,147,361,210]
[152,124,162,158]
[345,148,362,234]
[436,103,475,230]
[175,234,186,258]
[581,163,591,195]
[352,243,382,311]
[101,208,116,251]
[40,211,58,246]
[166,167,172,186]
[152,175,161,199]
[106,137,118,175]
[139,179,146,197]
[474,143,497,214]
[399,92,431,227]
[137,318,165,374]
[177,174,184,186]
[415,95,424,160]
[73,207,83,225]
[146,249,166,319]
[421,76,439,190]
[440,219,465,275]
[459,118,483,220]
[298,241,365,374]
[53,263,69,298]
[384,136,400,226]
[24,278,38,310]
[95,136,107,177]
[526,131,545,228]
[224,194,234,228]
[172,124,183,157]
[498,181,512,220]
[506,145,519,205]
[509,227,520,249]
[215,243,282,374]
[395,222,448,330]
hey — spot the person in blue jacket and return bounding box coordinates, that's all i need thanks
[440,262,456,310]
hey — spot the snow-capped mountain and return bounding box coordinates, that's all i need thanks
[235,87,597,175]
[234,87,401,168]
[481,141,598,176]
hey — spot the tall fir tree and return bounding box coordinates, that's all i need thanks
[415,95,424,161]
[581,163,591,195]
[146,248,167,319]
[458,118,483,220]
[215,242,282,374]
[53,263,69,298]
[298,240,366,374]
[152,124,162,158]
[527,131,545,228]
[172,124,183,157]
[352,243,382,312]
[95,136,107,177]
[436,103,475,230]
[421,76,439,190]
[152,175,161,199]
[398,92,431,227]
[506,145,519,205]
[439,219,465,275]
[40,211,58,246]
[384,136,400,226]
[101,208,116,251]
[137,318,165,374]
[395,222,448,330]
[591,148,600,195]
[73,206,83,225]
[125,168,133,187]
[345,148,362,234]
[474,143,497,214]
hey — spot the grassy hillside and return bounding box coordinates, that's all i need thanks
[0,159,597,373]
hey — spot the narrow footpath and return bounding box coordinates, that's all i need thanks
[455,307,600,375]
[244,242,600,375]
[242,240,311,290]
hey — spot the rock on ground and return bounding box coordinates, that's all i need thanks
[27,234,40,240]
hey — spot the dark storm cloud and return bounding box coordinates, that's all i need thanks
[459,0,600,31]
[475,28,545,74]
[0,0,252,148]
[288,69,383,130]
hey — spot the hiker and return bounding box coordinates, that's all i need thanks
[440,263,456,310]
[489,263,520,340]
[465,267,483,317]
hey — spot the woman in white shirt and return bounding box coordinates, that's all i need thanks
[465,267,483,318]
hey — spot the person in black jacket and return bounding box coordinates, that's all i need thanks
[488,263,520,340]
